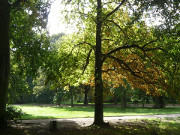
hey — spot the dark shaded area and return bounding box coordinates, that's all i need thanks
[1,120,180,135]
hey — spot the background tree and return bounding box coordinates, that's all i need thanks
[82,84,90,105]
[8,66,32,104]
[10,0,50,77]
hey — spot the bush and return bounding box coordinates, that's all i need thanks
[35,89,55,104]
[53,92,63,105]
[6,106,24,122]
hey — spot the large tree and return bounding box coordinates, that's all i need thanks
[0,0,50,128]
[0,0,10,128]
[61,0,179,126]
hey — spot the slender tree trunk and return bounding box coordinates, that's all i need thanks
[70,86,74,107]
[84,85,89,105]
[114,94,118,105]
[94,0,105,126]
[146,96,149,104]
[0,0,10,129]
[142,98,145,108]
[121,86,126,109]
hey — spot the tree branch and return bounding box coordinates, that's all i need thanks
[103,1,121,6]
[82,49,92,74]
[142,39,157,49]
[66,10,96,22]
[105,0,126,19]
[144,47,165,52]
[72,42,95,52]
[107,19,129,39]
[102,67,116,73]
[108,55,158,85]
[102,38,114,41]
[11,0,27,9]
[102,41,164,63]
[65,42,94,63]
[108,55,142,79]
[102,44,143,62]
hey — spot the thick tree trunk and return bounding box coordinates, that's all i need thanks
[93,0,105,126]
[0,0,10,129]
[154,96,166,109]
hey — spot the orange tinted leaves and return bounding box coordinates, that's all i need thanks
[102,52,166,96]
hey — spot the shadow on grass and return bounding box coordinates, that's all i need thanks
[1,120,82,135]
[2,120,180,135]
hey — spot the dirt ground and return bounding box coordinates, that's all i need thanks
[10,113,180,131]
[13,103,180,108]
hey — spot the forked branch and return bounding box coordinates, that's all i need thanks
[105,0,126,19]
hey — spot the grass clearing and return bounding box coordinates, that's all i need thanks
[13,104,180,119]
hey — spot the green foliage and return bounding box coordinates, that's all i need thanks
[6,106,24,122]
[7,0,53,104]
[9,0,51,77]
[153,23,180,100]
[32,71,54,103]
[8,63,34,104]
[53,88,64,105]
[8,69,29,103]
[47,33,94,88]
[35,89,54,104]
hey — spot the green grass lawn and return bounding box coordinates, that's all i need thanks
[13,104,180,119]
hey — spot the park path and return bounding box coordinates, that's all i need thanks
[17,113,180,129]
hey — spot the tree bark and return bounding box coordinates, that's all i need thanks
[0,0,10,129]
[84,85,89,105]
[114,94,118,105]
[145,96,150,104]
[93,0,105,126]
[70,86,74,107]
[154,96,166,109]
[121,86,126,109]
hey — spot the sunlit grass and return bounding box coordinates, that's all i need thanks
[12,104,180,120]
[159,120,180,134]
